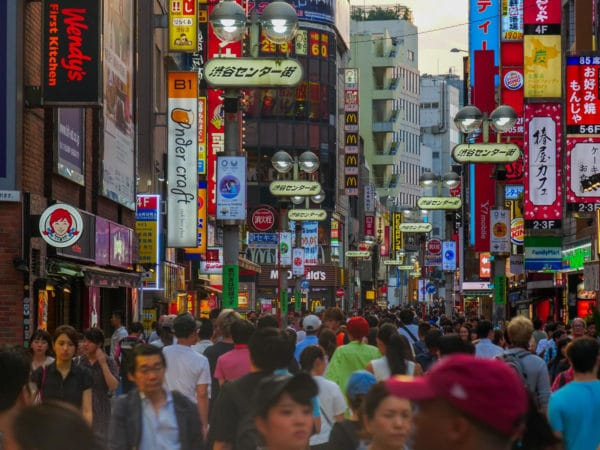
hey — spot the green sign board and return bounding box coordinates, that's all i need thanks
[494,275,506,304]
[222,264,239,309]
[280,288,289,316]
[294,290,302,312]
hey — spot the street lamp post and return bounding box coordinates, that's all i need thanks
[453,104,518,326]
[418,171,461,317]
[209,1,299,311]
[271,150,321,325]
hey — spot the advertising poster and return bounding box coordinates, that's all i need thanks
[523,103,562,222]
[57,108,85,185]
[102,0,135,209]
[216,156,246,220]
[167,71,198,247]
[302,221,319,266]
[442,241,457,271]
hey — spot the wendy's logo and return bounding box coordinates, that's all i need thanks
[39,204,84,248]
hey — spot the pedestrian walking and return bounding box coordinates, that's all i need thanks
[214,319,254,385]
[366,323,421,380]
[109,311,128,357]
[31,325,93,424]
[474,320,503,358]
[548,337,600,450]
[108,344,204,450]
[28,329,54,371]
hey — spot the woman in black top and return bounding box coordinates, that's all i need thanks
[31,325,93,423]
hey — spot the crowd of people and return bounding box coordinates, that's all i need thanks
[1,305,600,450]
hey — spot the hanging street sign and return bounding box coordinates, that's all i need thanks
[288,209,327,221]
[346,250,371,258]
[204,58,304,88]
[417,197,462,210]
[399,222,433,233]
[269,181,322,196]
[452,143,521,163]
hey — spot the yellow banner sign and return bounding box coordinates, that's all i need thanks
[524,35,562,98]
[169,0,197,52]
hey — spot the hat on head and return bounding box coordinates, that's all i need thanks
[346,370,377,402]
[347,316,370,340]
[385,354,528,437]
[162,315,176,331]
[302,315,322,332]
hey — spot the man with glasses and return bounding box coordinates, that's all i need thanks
[108,344,204,450]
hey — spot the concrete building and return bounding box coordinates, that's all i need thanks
[419,74,462,239]
[349,4,422,304]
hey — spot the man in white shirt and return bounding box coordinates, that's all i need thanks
[163,313,211,440]
[110,311,128,357]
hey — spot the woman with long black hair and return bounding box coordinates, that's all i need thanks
[366,323,422,380]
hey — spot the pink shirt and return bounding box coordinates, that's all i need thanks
[214,344,252,382]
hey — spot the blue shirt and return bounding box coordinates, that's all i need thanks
[140,390,181,450]
[474,338,504,359]
[548,380,600,450]
[295,335,319,361]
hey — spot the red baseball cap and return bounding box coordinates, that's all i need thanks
[385,354,528,437]
[347,316,370,340]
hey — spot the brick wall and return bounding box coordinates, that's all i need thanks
[0,4,136,346]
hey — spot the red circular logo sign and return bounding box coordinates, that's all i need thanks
[427,239,442,255]
[336,288,345,297]
[251,207,276,232]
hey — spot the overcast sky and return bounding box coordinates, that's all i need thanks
[349,0,469,76]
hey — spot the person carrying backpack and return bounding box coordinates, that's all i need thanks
[497,316,551,410]
[114,322,145,394]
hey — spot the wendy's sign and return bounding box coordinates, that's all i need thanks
[42,1,101,105]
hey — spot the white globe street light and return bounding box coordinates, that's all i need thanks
[209,1,247,43]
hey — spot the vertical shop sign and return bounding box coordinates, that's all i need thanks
[167,72,198,247]
[524,103,562,223]
[566,55,600,135]
[168,0,197,52]
[344,68,359,195]
[523,0,562,98]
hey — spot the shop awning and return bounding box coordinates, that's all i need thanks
[82,266,141,289]
[202,285,222,294]
[239,256,261,273]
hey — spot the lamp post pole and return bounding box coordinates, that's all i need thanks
[209,0,299,312]
[222,92,241,309]
[453,105,517,327]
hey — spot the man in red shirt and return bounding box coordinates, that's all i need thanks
[214,319,255,385]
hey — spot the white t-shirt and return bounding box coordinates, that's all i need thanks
[310,375,348,446]
[163,344,211,403]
